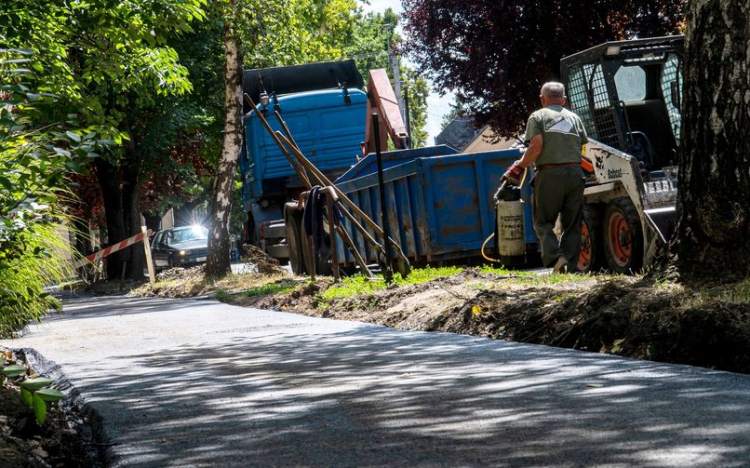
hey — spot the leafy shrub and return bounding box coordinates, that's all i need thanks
[0,49,97,335]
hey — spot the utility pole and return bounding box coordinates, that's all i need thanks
[386,28,406,123]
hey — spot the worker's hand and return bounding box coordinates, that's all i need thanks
[502,162,524,186]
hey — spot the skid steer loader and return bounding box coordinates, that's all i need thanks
[561,35,683,273]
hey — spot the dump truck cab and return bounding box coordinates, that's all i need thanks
[560,36,683,273]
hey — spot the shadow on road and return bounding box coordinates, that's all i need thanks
[73,323,750,467]
[45,293,211,322]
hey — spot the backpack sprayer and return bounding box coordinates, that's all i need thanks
[481,145,592,266]
[481,167,528,266]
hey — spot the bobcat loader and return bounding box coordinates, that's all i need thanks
[561,36,683,273]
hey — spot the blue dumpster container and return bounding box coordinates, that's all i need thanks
[333,145,537,267]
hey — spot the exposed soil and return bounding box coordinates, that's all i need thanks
[0,349,99,468]
[235,269,750,375]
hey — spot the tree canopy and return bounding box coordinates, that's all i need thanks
[402,0,686,137]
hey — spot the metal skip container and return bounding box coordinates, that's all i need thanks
[333,145,536,267]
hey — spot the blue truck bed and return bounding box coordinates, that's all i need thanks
[333,146,537,266]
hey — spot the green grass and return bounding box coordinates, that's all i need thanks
[319,265,622,304]
[241,283,298,297]
[683,278,750,307]
[215,289,232,303]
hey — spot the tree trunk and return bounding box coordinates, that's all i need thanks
[95,158,127,280]
[677,0,750,282]
[205,2,243,278]
[71,217,91,256]
[143,213,162,233]
[122,156,144,281]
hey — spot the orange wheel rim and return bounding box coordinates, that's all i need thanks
[578,223,592,271]
[608,212,631,267]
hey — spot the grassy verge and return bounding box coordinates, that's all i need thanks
[319,266,621,304]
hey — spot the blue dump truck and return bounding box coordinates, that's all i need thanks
[240,60,530,271]
[239,60,367,261]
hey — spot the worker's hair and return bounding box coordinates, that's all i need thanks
[541,82,565,99]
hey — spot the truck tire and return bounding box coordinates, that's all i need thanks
[303,235,333,276]
[603,197,643,273]
[284,204,306,275]
[578,204,604,273]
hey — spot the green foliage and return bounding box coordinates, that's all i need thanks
[20,377,54,391]
[18,378,63,425]
[402,67,429,147]
[402,0,685,136]
[32,393,47,424]
[0,362,25,386]
[20,388,33,407]
[2,0,207,281]
[1,364,25,378]
[0,49,89,335]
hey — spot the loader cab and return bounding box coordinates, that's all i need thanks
[561,36,684,172]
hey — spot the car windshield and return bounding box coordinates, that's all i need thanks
[169,226,208,244]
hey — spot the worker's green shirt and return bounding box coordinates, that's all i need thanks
[524,104,588,166]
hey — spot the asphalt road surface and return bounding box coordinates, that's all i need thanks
[4,294,750,467]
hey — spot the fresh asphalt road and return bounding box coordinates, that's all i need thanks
[4,294,750,467]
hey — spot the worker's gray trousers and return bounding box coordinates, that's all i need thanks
[531,166,585,269]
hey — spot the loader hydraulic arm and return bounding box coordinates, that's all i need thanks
[363,69,410,156]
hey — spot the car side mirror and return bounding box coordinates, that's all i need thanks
[670,80,681,109]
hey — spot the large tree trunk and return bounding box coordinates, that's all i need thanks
[205,2,243,278]
[95,158,127,280]
[122,156,144,281]
[677,0,750,282]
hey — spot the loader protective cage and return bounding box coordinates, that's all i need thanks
[560,35,684,163]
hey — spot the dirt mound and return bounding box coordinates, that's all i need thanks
[241,244,285,275]
[252,271,750,374]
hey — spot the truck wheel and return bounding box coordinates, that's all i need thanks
[284,204,307,275]
[603,197,643,273]
[578,204,604,273]
[303,240,332,276]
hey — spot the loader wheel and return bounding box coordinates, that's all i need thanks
[578,204,604,273]
[603,197,643,273]
[284,203,306,275]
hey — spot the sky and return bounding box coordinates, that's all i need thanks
[359,0,455,143]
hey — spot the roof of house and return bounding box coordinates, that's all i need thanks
[434,116,480,151]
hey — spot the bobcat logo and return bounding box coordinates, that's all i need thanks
[607,168,623,179]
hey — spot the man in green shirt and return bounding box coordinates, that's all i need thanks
[502,82,588,272]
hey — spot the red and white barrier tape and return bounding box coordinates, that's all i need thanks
[75,229,153,268]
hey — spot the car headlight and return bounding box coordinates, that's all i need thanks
[179,250,188,256]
